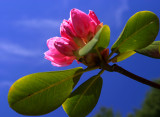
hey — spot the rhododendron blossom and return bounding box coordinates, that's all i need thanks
[45,8,102,67]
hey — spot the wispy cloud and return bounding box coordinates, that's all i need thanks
[0,42,40,57]
[115,0,129,27]
[15,19,61,29]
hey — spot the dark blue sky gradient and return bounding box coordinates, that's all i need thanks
[0,0,160,117]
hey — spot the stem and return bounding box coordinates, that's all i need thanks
[108,54,119,63]
[102,64,160,89]
[83,66,99,73]
[107,51,115,61]
[97,69,104,76]
[96,47,102,61]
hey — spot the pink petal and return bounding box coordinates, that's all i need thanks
[60,19,76,39]
[47,37,57,50]
[54,37,78,56]
[89,10,100,25]
[44,50,75,67]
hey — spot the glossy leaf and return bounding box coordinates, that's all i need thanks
[135,41,160,58]
[111,11,159,54]
[111,51,136,63]
[8,67,83,115]
[79,25,110,56]
[96,25,110,50]
[62,75,103,117]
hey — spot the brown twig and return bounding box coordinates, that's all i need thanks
[101,63,160,89]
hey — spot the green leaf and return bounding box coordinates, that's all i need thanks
[96,25,110,51]
[79,25,110,56]
[8,67,83,115]
[112,51,136,63]
[62,75,103,117]
[111,11,159,54]
[135,41,160,59]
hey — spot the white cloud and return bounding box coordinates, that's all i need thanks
[115,0,129,27]
[15,19,61,29]
[0,42,40,57]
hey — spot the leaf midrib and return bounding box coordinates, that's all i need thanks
[113,19,157,53]
[11,70,83,107]
[71,76,100,114]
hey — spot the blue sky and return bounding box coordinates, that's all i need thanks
[0,0,160,117]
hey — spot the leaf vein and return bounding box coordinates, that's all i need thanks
[11,70,83,106]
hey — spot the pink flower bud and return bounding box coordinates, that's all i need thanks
[44,37,77,67]
[70,8,98,38]
[60,19,77,39]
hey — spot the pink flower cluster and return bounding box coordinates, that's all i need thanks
[44,8,101,67]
